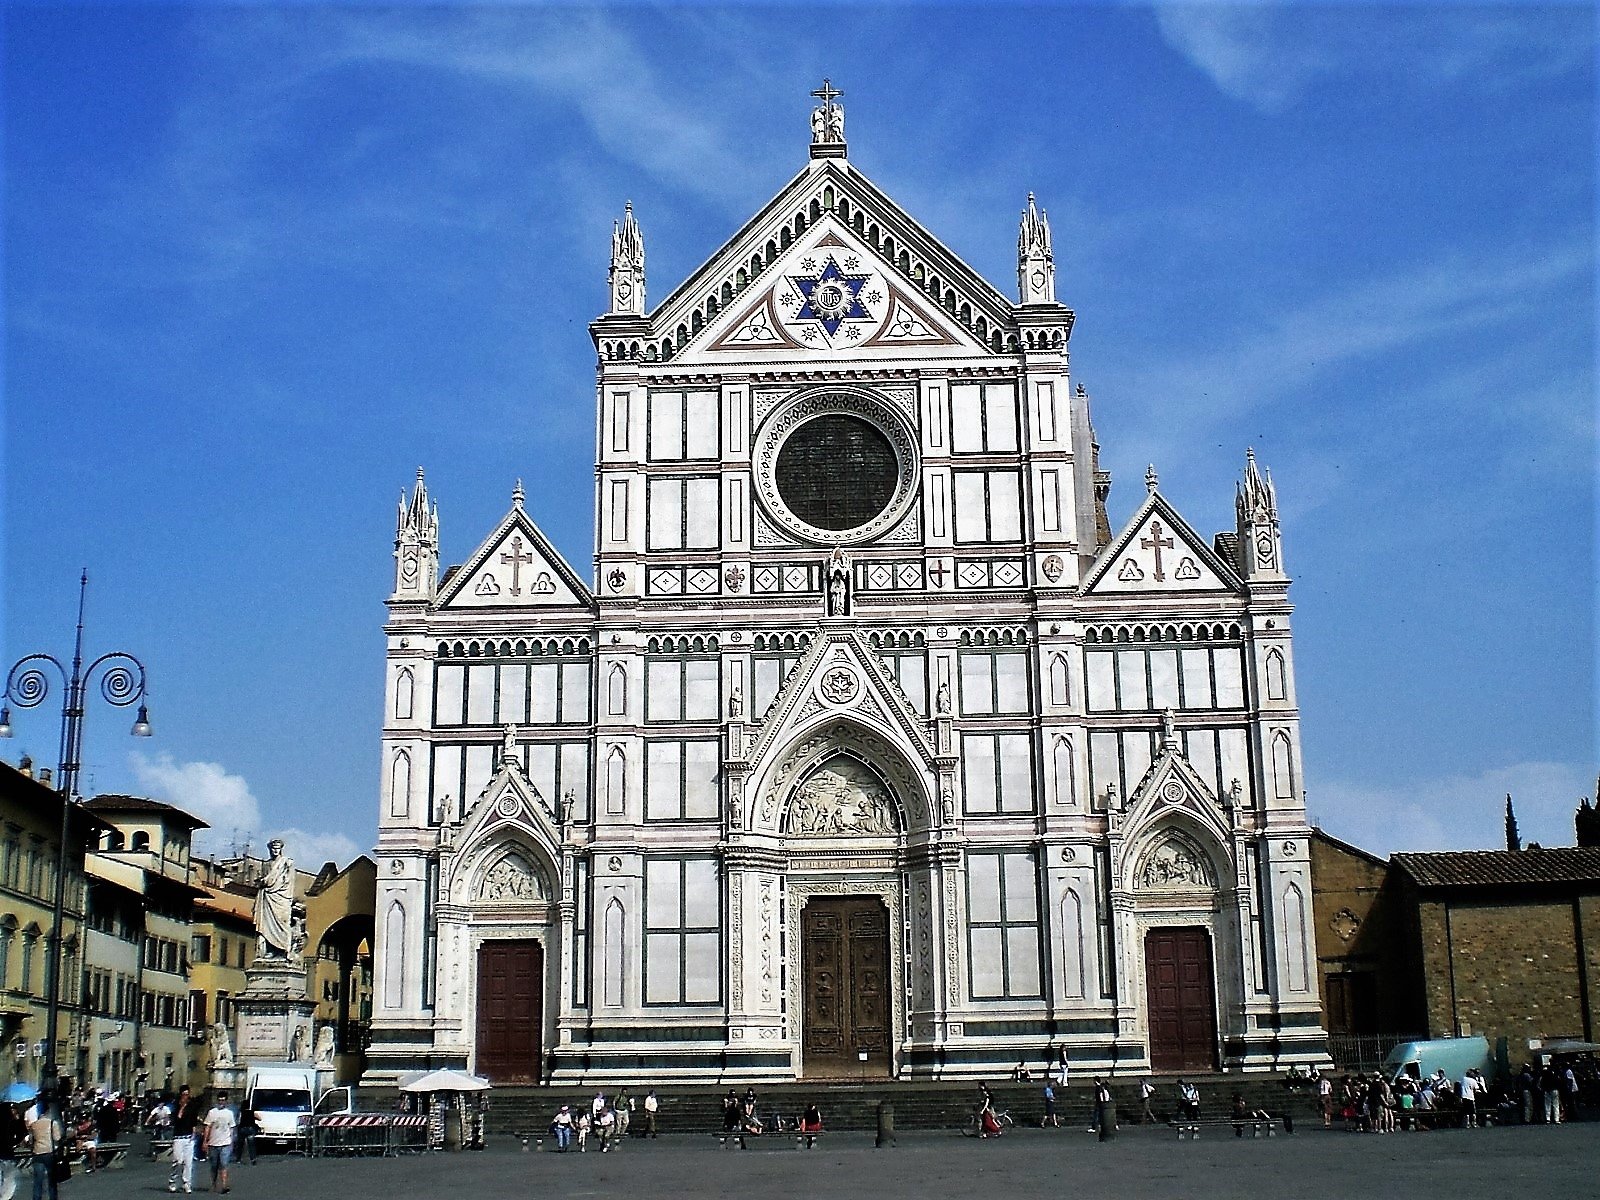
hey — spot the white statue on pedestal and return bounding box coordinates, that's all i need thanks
[255,839,296,959]
[314,1025,337,1067]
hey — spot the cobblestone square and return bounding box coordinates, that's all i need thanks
[49,1124,1598,1200]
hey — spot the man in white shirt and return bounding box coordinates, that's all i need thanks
[1459,1070,1484,1128]
[1318,1072,1334,1127]
[642,1090,659,1139]
[203,1092,237,1193]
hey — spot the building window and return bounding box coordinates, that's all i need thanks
[966,851,1041,1000]
[646,477,720,550]
[950,381,1018,453]
[960,733,1035,815]
[192,935,211,964]
[0,924,12,989]
[952,470,1022,543]
[0,842,15,889]
[643,858,720,1005]
[958,651,1030,715]
[752,654,801,716]
[19,931,37,996]
[645,657,720,723]
[648,389,719,461]
[644,740,720,821]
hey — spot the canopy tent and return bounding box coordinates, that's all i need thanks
[396,1069,491,1093]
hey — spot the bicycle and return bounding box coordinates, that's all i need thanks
[963,1106,1015,1137]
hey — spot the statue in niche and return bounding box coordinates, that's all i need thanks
[935,682,951,715]
[1137,835,1215,889]
[826,547,849,616]
[479,855,545,902]
[788,756,895,836]
[728,687,744,719]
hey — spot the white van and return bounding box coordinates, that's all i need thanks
[1383,1036,1495,1086]
[246,1065,318,1150]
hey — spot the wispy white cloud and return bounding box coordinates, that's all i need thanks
[1313,760,1595,857]
[1155,4,1592,113]
[129,751,362,867]
[1114,234,1592,475]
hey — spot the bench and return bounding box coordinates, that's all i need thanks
[90,1142,133,1169]
[150,1138,173,1161]
[1170,1117,1287,1140]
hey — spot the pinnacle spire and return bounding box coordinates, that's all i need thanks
[1017,191,1055,304]
[608,201,645,315]
[1505,793,1521,852]
[1145,464,1159,493]
[512,478,525,508]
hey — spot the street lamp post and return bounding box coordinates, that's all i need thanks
[0,570,151,1093]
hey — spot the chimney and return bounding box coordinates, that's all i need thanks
[17,755,32,779]
[39,768,52,787]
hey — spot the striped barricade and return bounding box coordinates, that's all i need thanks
[386,1115,430,1155]
[313,1114,395,1157]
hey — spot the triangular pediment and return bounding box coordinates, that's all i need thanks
[744,629,937,772]
[650,159,1021,364]
[447,756,563,905]
[1083,491,1243,597]
[436,503,594,611]
[1119,730,1234,852]
[688,214,985,363]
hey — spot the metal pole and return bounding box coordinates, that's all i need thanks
[42,571,90,1093]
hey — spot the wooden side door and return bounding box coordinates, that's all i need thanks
[475,939,543,1084]
[1145,927,1218,1072]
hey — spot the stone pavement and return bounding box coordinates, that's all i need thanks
[48,1124,1597,1200]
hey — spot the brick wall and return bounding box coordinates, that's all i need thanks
[1310,832,1418,1032]
[1415,897,1594,1055]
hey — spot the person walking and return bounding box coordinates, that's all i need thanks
[203,1091,236,1193]
[27,1103,62,1200]
[642,1090,659,1138]
[1539,1064,1562,1124]
[1139,1078,1157,1124]
[235,1101,257,1166]
[721,1089,740,1134]
[168,1085,198,1194]
[1318,1071,1334,1128]
[550,1105,573,1152]
[1040,1081,1059,1127]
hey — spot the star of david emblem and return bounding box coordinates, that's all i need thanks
[789,256,872,336]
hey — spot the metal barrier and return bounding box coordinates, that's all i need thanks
[1327,1033,1428,1074]
[312,1114,431,1157]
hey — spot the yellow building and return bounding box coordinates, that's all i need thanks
[186,870,253,1077]
[0,759,107,1092]
[83,794,208,1093]
[305,857,376,1081]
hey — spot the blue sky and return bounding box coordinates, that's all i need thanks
[3,3,1593,865]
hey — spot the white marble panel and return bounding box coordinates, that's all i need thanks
[1085,652,1115,712]
[684,478,719,549]
[684,391,719,459]
[950,383,983,453]
[988,471,1021,541]
[1213,648,1245,708]
[649,391,684,460]
[529,663,559,724]
[1180,648,1212,708]
[1149,649,1179,710]
[983,382,1017,451]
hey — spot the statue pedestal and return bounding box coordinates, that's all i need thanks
[225,956,318,1077]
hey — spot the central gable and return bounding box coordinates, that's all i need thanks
[650,160,1019,364]
[685,217,985,363]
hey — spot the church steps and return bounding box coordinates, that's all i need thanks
[418,1076,1317,1135]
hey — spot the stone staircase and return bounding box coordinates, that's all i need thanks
[467,1076,1320,1135]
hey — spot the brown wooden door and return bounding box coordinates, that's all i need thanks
[475,940,542,1084]
[1145,927,1218,1072]
[802,898,891,1077]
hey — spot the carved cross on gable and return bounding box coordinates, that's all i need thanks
[500,536,534,596]
[1140,520,1174,582]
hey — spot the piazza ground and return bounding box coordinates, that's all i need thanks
[54,1124,1598,1200]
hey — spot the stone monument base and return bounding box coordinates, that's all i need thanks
[224,956,318,1078]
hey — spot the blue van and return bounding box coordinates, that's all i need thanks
[1382,1036,1495,1085]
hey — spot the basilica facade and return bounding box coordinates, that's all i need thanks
[368,92,1325,1085]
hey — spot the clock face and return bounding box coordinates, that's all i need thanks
[775,413,897,531]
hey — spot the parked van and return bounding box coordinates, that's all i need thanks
[246,1065,319,1150]
[1383,1036,1495,1086]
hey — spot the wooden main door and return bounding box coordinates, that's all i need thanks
[475,940,542,1084]
[1144,927,1218,1072]
[801,898,891,1077]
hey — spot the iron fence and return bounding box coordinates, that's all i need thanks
[1326,1032,1428,1074]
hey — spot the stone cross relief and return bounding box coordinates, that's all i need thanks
[1140,520,1175,582]
[500,536,534,596]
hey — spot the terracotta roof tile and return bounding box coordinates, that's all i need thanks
[1393,847,1600,888]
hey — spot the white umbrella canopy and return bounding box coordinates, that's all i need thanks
[397,1069,492,1093]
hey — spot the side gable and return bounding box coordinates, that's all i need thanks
[436,498,595,612]
[1083,491,1244,597]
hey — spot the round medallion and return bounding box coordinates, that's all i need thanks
[1060,846,1076,863]
[390,859,404,876]
[496,794,519,818]
[819,667,859,706]
[607,855,623,873]
[1041,554,1064,582]
[753,387,919,545]
[1282,840,1297,854]
[1161,780,1186,804]
[606,568,626,592]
